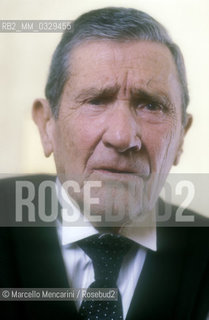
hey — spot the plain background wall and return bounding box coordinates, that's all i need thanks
[0,0,209,217]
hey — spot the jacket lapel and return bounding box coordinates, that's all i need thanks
[12,226,78,318]
[126,226,187,319]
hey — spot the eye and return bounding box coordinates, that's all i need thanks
[88,95,114,107]
[144,102,164,112]
[134,101,167,113]
[88,98,104,105]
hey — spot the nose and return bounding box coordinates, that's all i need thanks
[102,104,142,153]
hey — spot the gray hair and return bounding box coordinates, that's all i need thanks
[45,7,189,124]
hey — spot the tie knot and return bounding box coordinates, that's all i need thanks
[78,233,135,283]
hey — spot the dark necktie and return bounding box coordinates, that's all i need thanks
[77,233,134,320]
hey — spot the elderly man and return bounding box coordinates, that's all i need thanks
[0,7,208,320]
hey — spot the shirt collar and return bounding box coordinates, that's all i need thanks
[56,178,157,251]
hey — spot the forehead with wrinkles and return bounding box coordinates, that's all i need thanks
[62,40,181,109]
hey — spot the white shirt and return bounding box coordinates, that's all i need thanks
[56,179,157,319]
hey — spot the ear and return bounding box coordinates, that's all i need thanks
[173,113,193,166]
[32,99,55,157]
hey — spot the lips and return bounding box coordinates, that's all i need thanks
[96,167,138,175]
[92,163,151,180]
[91,159,150,179]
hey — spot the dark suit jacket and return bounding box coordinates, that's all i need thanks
[0,175,208,320]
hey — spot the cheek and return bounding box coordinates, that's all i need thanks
[57,115,104,165]
[143,123,179,172]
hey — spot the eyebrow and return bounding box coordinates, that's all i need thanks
[75,85,120,101]
[130,88,172,106]
[75,85,172,107]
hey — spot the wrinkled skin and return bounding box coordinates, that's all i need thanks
[33,40,192,227]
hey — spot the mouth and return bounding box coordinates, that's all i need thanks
[92,167,142,180]
[97,168,137,175]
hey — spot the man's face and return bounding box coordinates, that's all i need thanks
[35,40,189,225]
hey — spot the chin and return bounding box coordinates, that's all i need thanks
[82,187,147,228]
